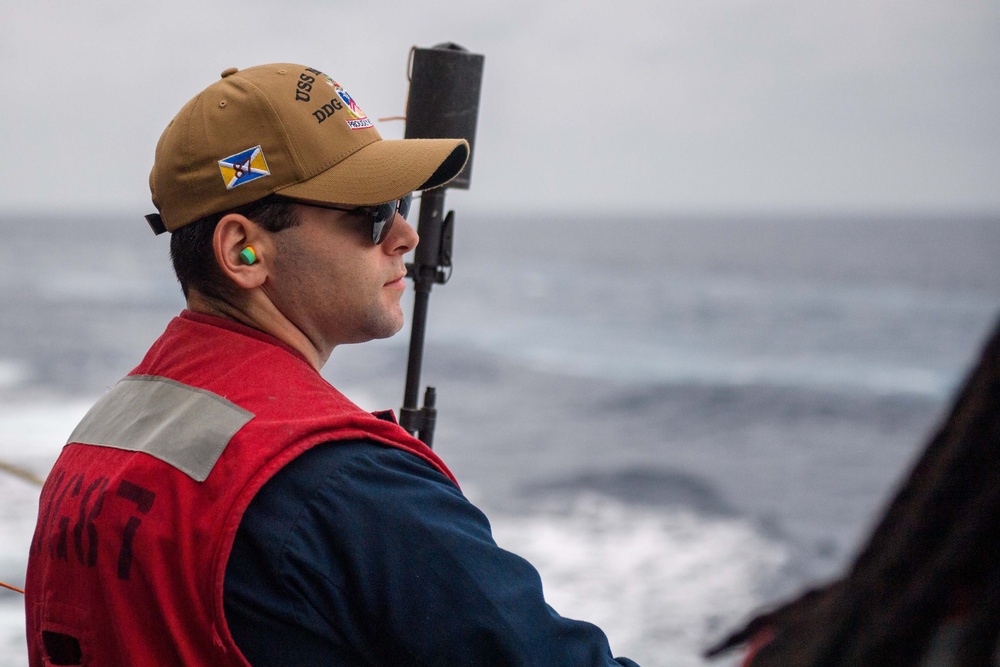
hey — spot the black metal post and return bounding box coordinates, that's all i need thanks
[400,188,447,441]
[399,43,484,447]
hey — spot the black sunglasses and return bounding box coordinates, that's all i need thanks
[288,193,413,245]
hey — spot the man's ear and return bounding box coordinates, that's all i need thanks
[213,213,270,290]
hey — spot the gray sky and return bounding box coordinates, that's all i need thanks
[2,0,998,217]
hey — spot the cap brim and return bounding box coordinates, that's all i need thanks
[276,137,469,206]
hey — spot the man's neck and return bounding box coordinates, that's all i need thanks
[186,290,328,371]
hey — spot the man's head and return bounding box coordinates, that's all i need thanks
[167,195,300,305]
[148,63,469,366]
[147,63,468,234]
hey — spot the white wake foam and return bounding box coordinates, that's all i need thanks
[489,493,788,667]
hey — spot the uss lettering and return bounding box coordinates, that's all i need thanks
[294,68,326,102]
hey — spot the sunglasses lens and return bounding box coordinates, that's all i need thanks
[371,216,391,245]
[370,194,413,244]
[398,193,412,221]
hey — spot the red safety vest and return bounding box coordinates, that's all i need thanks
[25,311,456,666]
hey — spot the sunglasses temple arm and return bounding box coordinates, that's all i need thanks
[401,188,454,447]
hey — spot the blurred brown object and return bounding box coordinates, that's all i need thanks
[707,314,1000,666]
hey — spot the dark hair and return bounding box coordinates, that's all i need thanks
[169,196,300,304]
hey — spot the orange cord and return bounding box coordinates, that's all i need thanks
[374,47,417,126]
[1,580,25,595]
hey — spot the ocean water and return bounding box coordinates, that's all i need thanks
[1,209,998,666]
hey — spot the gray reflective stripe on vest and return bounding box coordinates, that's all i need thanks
[67,375,255,482]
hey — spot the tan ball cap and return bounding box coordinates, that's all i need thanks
[147,64,469,234]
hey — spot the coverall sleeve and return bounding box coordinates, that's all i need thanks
[224,440,639,666]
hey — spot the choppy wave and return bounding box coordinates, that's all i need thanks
[438,317,961,398]
[425,258,996,400]
[489,493,788,667]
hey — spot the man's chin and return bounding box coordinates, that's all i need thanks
[372,312,406,341]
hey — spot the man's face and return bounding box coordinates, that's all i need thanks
[262,202,418,356]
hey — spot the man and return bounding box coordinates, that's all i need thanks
[25,63,640,666]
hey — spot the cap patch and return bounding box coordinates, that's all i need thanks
[218,146,271,190]
[333,81,374,130]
